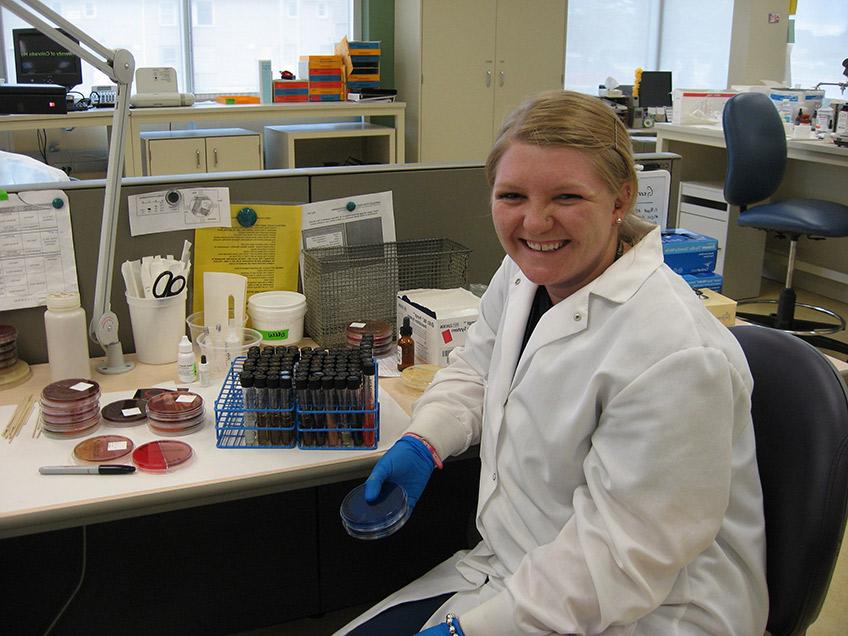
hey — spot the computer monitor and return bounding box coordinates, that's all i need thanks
[13,28,83,90]
[639,71,672,108]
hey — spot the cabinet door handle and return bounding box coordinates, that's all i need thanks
[195,149,201,168]
[213,148,219,166]
[499,71,505,87]
[486,70,492,87]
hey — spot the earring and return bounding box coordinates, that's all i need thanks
[614,201,622,209]
[616,217,623,225]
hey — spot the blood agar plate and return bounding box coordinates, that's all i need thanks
[74,435,134,462]
[340,481,411,540]
[0,325,17,346]
[132,440,193,472]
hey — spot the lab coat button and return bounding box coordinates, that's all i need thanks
[514,278,520,285]
[573,312,582,321]
[491,472,497,481]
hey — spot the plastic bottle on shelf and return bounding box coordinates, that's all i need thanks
[176,335,196,383]
[44,291,91,381]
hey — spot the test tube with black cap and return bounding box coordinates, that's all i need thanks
[308,374,324,446]
[347,373,363,446]
[254,372,268,446]
[239,371,257,445]
[267,373,281,445]
[280,374,294,445]
[322,375,339,446]
[295,375,314,447]
[362,360,376,447]
[336,374,354,447]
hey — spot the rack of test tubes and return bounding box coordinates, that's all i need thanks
[214,344,380,450]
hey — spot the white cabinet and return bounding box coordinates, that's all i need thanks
[677,181,766,299]
[141,128,262,176]
[395,0,566,163]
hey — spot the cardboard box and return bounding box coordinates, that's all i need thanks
[671,89,737,125]
[661,229,718,274]
[697,288,737,327]
[397,288,480,366]
[683,271,723,292]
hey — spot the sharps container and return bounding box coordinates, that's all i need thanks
[247,291,306,345]
[126,290,187,364]
[340,481,411,540]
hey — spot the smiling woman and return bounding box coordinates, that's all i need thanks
[339,90,768,636]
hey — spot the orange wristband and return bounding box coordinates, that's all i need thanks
[404,432,443,469]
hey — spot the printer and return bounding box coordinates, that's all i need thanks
[0,83,67,115]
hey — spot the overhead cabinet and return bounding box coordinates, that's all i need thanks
[395,0,567,163]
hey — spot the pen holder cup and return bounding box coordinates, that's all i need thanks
[126,290,187,364]
[197,328,262,381]
[186,310,248,359]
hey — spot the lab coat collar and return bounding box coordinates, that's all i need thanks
[510,226,663,378]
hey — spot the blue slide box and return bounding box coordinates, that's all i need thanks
[661,229,719,274]
[683,271,723,292]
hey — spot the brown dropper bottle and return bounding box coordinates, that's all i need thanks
[397,316,415,372]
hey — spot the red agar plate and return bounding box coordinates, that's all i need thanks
[132,440,193,472]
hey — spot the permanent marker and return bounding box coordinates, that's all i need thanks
[39,465,136,475]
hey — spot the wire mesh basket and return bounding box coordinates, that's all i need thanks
[302,238,471,348]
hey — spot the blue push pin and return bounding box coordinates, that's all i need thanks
[52,197,64,209]
[237,207,258,227]
[346,201,356,211]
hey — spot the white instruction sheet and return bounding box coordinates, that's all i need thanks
[0,190,79,311]
[128,187,231,236]
[300,191,396,250]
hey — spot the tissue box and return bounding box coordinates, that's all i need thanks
[397,288,480,366]
[661,229,718,274]
[697,288,737,327]
[683,271,723,292]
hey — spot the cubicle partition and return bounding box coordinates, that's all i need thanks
[5,153,679,365]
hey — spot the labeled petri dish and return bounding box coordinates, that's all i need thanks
[340,481,411,540]
[74,434,134,462]
[132,440,193,472]
[42,378,100,402]
[101,398,148,425]
[0,324,17,346]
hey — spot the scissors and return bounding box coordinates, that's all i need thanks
[152,270,186,298]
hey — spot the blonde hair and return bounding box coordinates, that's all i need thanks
[485,90,654,244]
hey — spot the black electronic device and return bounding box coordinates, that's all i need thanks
[13,27,83,91]
[638,71,673,108]
[0,83,67,115]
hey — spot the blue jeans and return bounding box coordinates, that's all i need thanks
[345,593,453,636]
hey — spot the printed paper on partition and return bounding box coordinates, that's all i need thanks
[128,187,231,236]
[0,190,80,311]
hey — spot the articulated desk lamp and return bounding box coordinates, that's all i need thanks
[1,0,135,373]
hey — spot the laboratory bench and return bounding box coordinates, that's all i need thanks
[0,353,480,635]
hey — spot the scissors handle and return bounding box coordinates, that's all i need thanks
[153,271,186,298]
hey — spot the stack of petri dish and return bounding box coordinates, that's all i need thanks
[345,320,393,357]
[39,378,101,436]
[145,391,205,435]
[0,325,18,370]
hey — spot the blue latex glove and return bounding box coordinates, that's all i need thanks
[365,435,436,509]
[417,616,465,635]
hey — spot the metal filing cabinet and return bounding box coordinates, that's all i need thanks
[677,180,766,299]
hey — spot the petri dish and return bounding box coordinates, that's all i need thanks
[0,324,17,346]
[132,440,193,472]
[41,378,100,403]
[101,398,147,425]
[401,364,441,392]
[74,434,134,462]
[340,481,411,540]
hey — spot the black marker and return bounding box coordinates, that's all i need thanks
[39,465,136,475]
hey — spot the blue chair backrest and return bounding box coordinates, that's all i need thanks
[723,92,787,207]
[730,325,848,636]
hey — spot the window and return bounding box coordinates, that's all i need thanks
[1,1,355,95]
[791,1,848,99]
[565,0,733,96]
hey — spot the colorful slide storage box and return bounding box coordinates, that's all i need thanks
[272,80,309,103]
[661,229,719,274]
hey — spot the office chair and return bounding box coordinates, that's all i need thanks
[730,325,848,636]
[722,91,848,356]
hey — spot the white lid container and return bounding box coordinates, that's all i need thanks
[247,291,307,344]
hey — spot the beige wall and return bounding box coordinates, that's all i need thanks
[727,0,789,87]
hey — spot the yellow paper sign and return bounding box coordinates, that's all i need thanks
[193,203,302,313]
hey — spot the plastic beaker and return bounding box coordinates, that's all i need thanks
[126,291,187,364]
[196,327,262,380]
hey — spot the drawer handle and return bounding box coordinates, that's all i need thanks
[195,149,201,168]
[486,70,492,87]
[499,71,505,87]
[213,148,218,166]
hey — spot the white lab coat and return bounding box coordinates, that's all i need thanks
[337,228,768,635]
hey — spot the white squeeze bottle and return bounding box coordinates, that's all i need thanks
[44,291,91,381]
[177,335,196,383]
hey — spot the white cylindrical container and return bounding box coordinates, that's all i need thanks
[176,335,196,383]
[247,291,307,344]
[44,291,91,381]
